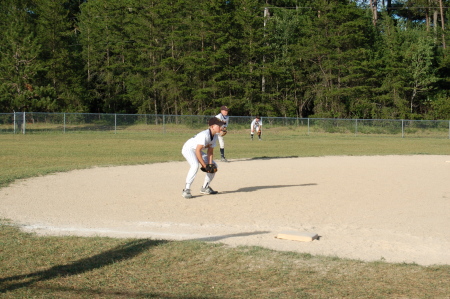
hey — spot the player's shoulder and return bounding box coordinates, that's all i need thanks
[195,128,208,137]
[202,128,211,134]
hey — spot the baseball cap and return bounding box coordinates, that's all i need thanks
[220,105,229,111]
[209,117,226,127]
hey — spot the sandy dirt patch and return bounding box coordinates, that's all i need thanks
[1,155,449,266]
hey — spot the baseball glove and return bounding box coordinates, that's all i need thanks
[219,128,227,137]
[201,164,218,173]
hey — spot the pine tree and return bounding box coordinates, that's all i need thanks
[0,0,48,112]
[34,0,86,111]
[78,0,136,113]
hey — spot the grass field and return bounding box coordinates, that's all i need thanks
[1,131,450,298]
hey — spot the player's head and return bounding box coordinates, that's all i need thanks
[220,106,229,115]
[256,116,261,120]
[209,117,225,127]
[209,117,225,134]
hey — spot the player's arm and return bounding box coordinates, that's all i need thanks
[207,147,214,164]
[195,144,207,168]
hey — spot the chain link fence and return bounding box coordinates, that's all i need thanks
[1,112,449,138]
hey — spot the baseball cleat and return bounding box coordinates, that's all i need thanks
[200,186,218,195]
[220,157,228,162]
[182,189,192,199]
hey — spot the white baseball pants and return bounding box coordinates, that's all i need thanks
[218,135,225,149]
[182,146,216,189]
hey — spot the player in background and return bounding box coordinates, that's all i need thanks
[250,116,262,141]
[181,117,226,199]
[215,105,229,162]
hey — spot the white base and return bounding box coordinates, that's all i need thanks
[276,231,319,242]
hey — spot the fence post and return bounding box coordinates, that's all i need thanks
[401,119,404,138]
[64,113,66,133]
[307,118,310,135]
[355,119,358,136]
[22,112,26,134]
[114,114,117,134]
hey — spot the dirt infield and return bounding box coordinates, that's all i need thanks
[1,155,449,266]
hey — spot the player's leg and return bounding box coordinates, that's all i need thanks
[181,147,200,198]
[218,135,227,162]
[201,172,218,194]
[200,155,218,194]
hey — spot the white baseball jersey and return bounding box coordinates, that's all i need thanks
[215,113,228,149]
[215,113,229,128]
[183,128,218,151]
[251,118,262,131]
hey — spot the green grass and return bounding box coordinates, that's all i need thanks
[2,130,449,189]
[1,222,449,298]
[1,131,450,298]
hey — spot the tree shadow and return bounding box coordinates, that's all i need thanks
[227,156,300,162]
[220,183,317,194]
[193,231,271,242]
[0,239,165,293]
[250,156,300,160]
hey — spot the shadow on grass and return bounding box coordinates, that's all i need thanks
[221,183,317,194]
[0,239,165,294]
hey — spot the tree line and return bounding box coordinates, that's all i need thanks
[1,0,450,119]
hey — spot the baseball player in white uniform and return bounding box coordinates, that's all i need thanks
[215,105,229,162]
[250,116,262,140]
[181,117,226,199]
